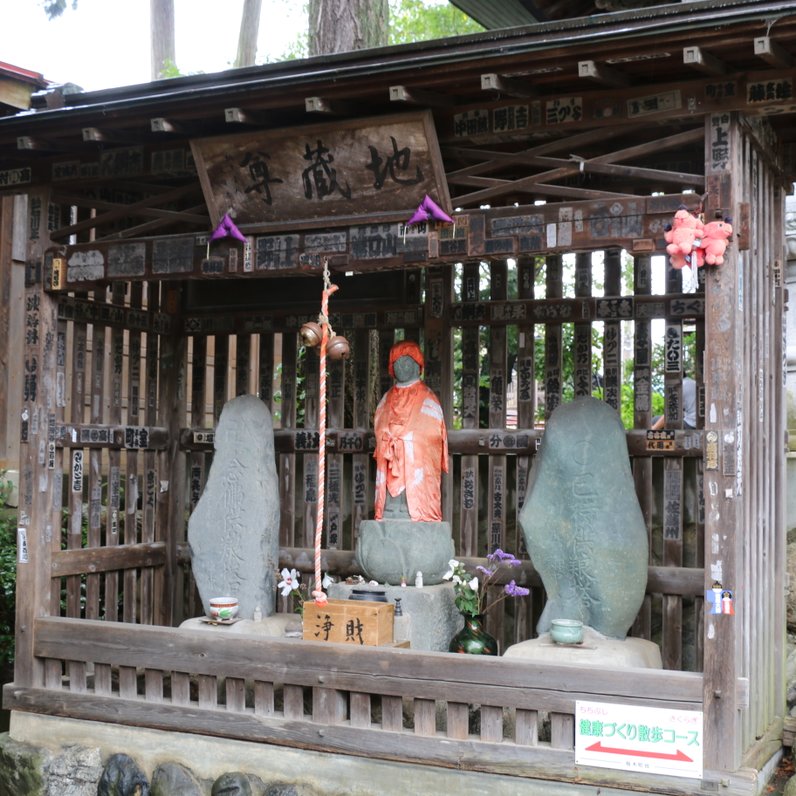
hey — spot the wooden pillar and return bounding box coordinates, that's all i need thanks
[702,112,742,771]
[459,262,480,558]
[0,197,12,466]
[603,247,622,410]
[423,266,453,522]
[158,284,187,627]
[573,252,592,398]
[632,253,654,641]
[13,188,60,688]
[544,255,563,417]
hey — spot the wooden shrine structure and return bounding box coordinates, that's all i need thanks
[0,1,792,793]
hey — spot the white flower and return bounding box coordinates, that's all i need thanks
[467,576,479,593]
[443,559,460,580]
[321,572,334,589]
[278,567,300,597]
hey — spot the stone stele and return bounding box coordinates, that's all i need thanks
[188,395,280,619]
[519,396,648,639]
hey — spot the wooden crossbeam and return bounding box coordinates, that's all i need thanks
[48,183,203,241]
[448,127,704,206]
[683,46,726,76]
[451,171,637,204]
[578,60,630,87]
[109,203,208,240]
[754,36,792,68]
[54,192,208,227]
[389,85,453,107]
[444,125,641,181]
[446,154,703,189]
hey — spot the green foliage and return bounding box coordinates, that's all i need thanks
[157,58,182,79]
[388,0,484,44]
[278,0,483,61]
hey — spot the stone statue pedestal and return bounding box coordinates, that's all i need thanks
[179,614,300,637]
[356,519,454,585]
[327,582,462,651]
[504,626,662,668]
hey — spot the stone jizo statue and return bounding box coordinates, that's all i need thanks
[373,340,448,522]
[356,340,454,585]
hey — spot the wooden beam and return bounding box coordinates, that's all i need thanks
[51,543,166,577]
[389,85,453,107]
[683,46,726,76]
[224,106,267,125]
[480,73,535,98]
[450,127,704,207]
[48,183,201,241]
[753,36,792,68]
[445,154,704,190]
[81,127,129,144]
[150,117,185,134]
[107,203,209,240]
[577,60,630,87]
[16,136,66,152]
[304,96,353,115]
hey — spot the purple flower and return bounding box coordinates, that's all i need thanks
[504,580,530,597]
[476,565,496,577]
[487,548,522,567]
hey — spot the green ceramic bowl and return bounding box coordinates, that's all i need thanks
[550,618,584,644]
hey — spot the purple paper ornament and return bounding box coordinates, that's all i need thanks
[210,213,246,243]
[406,194,453,226]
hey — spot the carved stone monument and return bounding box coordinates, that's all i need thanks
[519,396,649,640]
[187,395,280,619]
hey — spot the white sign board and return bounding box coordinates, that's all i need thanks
[576,700,703,779]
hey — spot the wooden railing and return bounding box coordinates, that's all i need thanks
[1,616,721,794]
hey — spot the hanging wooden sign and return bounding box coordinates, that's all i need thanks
[191,111,450,232]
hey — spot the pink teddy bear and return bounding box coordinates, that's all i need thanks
[664,208,704,269]
[699,218,733,265]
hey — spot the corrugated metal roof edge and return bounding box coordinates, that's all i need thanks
[0,0,791,133]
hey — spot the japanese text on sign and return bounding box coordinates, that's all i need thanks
[576,701,703,779]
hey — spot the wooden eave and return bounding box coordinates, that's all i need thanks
[0,0,795,239]
[450,0,677,27]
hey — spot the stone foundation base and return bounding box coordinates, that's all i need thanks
[504,626,662,668]
[179,613,300,637]
[328,582,461,651]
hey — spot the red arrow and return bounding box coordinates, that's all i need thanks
[585,742,693,762]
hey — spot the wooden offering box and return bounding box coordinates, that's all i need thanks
[302,599,394,646]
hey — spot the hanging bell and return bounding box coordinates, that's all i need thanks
[299,321,323,348]
[327,335,350,360]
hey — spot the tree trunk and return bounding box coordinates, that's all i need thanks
[235,0,263,68]
[150,0,176,79]
[308,0,388,57]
